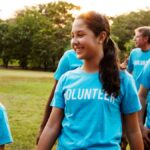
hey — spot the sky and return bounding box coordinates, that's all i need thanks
[0,0,150,20]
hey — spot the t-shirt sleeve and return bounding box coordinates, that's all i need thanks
[127,52,133,73]
[51,73,66,109]
[0,105,13,145]
[54,52,69,81]
[121,73,142,114]
[140,61,150,89]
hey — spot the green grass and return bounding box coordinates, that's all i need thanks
[0,69,56,150]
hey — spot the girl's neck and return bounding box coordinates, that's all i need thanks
[82,59,99,73]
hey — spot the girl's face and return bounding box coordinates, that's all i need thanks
[71,19,104,61]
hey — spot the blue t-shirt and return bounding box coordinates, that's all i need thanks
[51,68,141,150]
[140,60,150,89]
[139,60,150,128]
[127,48,150,90]
[54,49,83,80]
[0,104,13,145]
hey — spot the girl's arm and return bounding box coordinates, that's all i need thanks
[123,112,144,150]
[37,107,64,150]
[36,80,58,144]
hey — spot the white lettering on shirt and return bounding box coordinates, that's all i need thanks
[64,88,116,103]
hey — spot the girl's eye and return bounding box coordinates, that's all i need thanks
[71,32,85,38]
[78,34,85,37]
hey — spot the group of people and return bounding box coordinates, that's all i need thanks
[1,11,150,150]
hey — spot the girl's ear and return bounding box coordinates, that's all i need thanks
[98,31,107,44]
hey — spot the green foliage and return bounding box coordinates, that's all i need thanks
[12,8,43,68]
[1,2,150,69]
[29,1,80,70]
[0,1,80,70]
[124,39,135,53]
[0,22,15,67]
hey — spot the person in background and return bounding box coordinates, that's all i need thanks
[126,26,150,149]
[138,60,150,150]
[37,11,143,150]
[0,103,13,150]
[127,26,150,90]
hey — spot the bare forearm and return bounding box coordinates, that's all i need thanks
[138,86,149,127]
[138,96,146,128]
[39,80,58,131]
[40,100,52,130]
[124,112,144,150]
[37,125,60,150]
[127,130,143,150]
[37,108,63,150]
[36,80,58,145]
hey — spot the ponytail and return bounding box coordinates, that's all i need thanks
[99,38,120,97]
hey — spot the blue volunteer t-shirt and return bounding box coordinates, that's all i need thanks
[0,104,13,145]
[128,48,150,90]
[51,68,141,150]
[139,60,150,128]
[54,49,83,80]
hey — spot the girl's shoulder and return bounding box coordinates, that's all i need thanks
[63,49,76,57]
[62,67,82,77]
[58,67,82,86]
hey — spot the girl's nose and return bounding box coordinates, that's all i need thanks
[71,37,79,46]
[72,37,79,44]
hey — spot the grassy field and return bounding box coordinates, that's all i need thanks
[0,69,56,150]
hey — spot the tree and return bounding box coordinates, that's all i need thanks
[13,7,44,68]
[0,21,14,67]
[30,1,80,70]
[0,1,80,70]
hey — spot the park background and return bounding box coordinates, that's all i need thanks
[0,0,150,149]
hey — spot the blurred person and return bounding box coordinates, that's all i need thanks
[138,60,150,149]
[0,103,13,150]
[120,26,150,150]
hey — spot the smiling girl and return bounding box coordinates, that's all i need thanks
[37,11,143,150]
